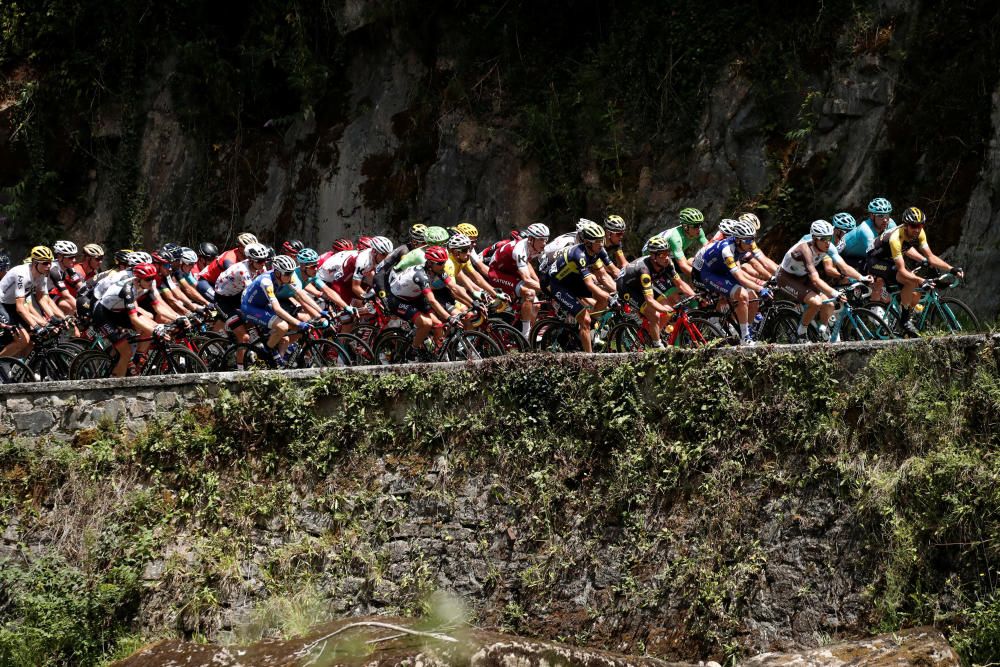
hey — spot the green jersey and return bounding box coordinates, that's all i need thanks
[658,226,707,261]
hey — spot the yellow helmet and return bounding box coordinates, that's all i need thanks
[30,246,55,262]
[456,222,479,239]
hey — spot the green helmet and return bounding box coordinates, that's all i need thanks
[679,207,705,227]
[646,236,670,253]
[424,226,450,244]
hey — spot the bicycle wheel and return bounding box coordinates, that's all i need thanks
[198,337,231,371]
[0,357,33,383]
[295,339,352,368]
[529,317,565,351]
[538,322,585,353]
[758,310,802,344]
[923,298,981,334]
[607,322,650,352]
[352,323,380,346]
[31,347,74,381]
[446,330,504,361]
[332,333,375,365]
[485,321,529,354]
[839,308,895,341]
[69,350,115,380]
[372,331,413,365]
[674,317,727,348]
[145,345,209,375]
[218,343,274,371]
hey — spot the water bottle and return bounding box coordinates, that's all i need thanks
[751,312,763,333]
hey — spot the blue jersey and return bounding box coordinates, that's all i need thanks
[839,217,896,258]
[242,271,280,311]
[548,243,612,290]
[696,238,742,275]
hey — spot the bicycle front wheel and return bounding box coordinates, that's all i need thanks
[486,321,530,354]
[331,332,375,365]
[372,331,413,365]
[675,317,727,348]
[537,322,583,353]
[607,322,649,352]
[146,345,209,375]
[923,297,981,334]
[0,357,33,383]
[69,350,115,380]
[839,308,895,341]
[446,330,504,361]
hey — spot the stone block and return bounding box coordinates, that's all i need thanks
[12,410,56,435]
[5,398,33,412]
[154,392,179,410]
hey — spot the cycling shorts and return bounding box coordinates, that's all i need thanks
[387,293,431,322]
[487,268,525,298]
[93,304,133,343]
[865,255,901,288]
[1,303,30,331]
[776,269,817,302]
[241,303,280,330]
[548,277,589,317]
[215,293,243,319]
[692,268,740,299]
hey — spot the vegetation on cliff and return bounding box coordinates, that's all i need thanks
[1,341,999,665]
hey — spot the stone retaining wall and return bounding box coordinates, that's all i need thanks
[0,335,994,438]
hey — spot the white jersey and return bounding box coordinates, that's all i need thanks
[96,272,158,312]
[0,264,50,305]
[215,260,257,297]
[780,239,835,277]
[389,265,432,300]
[352,248,376,284]
[318,250,356,284]
[94,270,129,301]
[537,233,576,273]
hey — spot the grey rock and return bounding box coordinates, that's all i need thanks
[12,410,55,435]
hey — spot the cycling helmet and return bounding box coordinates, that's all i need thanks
[237,232,258,247]
[902,206,926,226]
[576,218,598,232]
[53,240,78,256]
[867,197,892,215]
[678,208,705,227]
[356,236,373,250]
[30,246,55,262]
[456,222,479,239]
[198,242,219,258]
[738,212,761,231]
[448,233,473,250]
[115,249,133,265]
[297,248,320,265]
[134,251,153,264]
[282,239,305,256]
[424,245,449,263]
[150,252,170,265]
[646,236,671,253]
[83,243,104,258]
[179,248,198,264]
[424,226,450,245]
[244,243,269,261]
[409,223,427,243]
[331,238,354,253]
[579,221,606,242]
[730,220,757,240]
[524,223,550,239]
[603,215,626,232]
[161,242,180,254]
[0,253,10,271]
[265,246,276,260]
[272,254,297,274]
[369,236,394,255]
[132,263,157,280]
[831,212,857,231]
[125,252,145,268]
[717,219,738,237]
[810,219,835,239]
[510,229,522,241]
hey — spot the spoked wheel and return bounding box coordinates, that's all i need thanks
[674,317,727,347]
[538,322,583,353]
[294,339,353,368]
[923,298,981,334]
[218,343,274,371]
[69,350,115,380]
[485,321,529,354]
[607,322,652,352]
[29,347,75,381]
[446,330,504,361]
[758,310,803,344]
[372,331,413,365]
[0,356,34,383]
[331,333,375,365]
[838,308,895,341]
[197,337,232,371]
[145,345,209,375]
[529,317,566,351]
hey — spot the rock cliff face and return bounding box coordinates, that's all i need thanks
[1,1,999,313]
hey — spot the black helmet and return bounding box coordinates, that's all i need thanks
[197,242,219,258]
[114,249,133,265]
[0,253,9,272]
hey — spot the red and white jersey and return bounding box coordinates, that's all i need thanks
[489,238,533,275]
[317,250,358,285]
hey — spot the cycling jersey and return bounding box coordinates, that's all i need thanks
[0,265,50,305]
[868,226,930,261]
[693,238,759,275]
[97,273,158,313]
[781,238,840,276]
[389,265,442,300]
[293,267,324,292]
[655,226,708,260]
[72,261,99,283]
[489,238,534,275]
[273,271,305,302]
[351,249,378,285]
[447,250,475,278]
[549,243,611,291]
[617,256,676,307]
[198,248,242,284]
[49,262,83,296]
[394,248,426,272]
[538,233,577,273]
[318,250,357,285]
[215,260,258,298]
[172,266,198,288]
[377,242,418,273]
[839,217,897,258]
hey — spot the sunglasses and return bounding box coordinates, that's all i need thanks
[36,261,52,266]
[906,223,924,229]
[815,235,834,242]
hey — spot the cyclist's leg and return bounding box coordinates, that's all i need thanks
[549,279,590,352]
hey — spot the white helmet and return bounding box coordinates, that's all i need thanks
[738,212,761,231]
[53,240,78,256]
[369,236,394,255]
[447,233,473,250]
[179,248,198,264]
[83,243,105,258]
[730,220,757,239]
[272,254,297,274]
[237,232,258,247]
[810,219,835,239]
[244,243,269,261]
[717,219,739,237]
[125,252,145,268]
[524,223,550,239]
[576,218,598,232]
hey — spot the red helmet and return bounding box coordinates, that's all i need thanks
[509,229,522,241]
[331,238,354,253]
[356,236,373,250]
[424,245,448,264]
[133,263,157,280]
[281,239,304,256]
[150,252,170,265]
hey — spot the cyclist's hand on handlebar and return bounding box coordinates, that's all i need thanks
[607,293,620,309]
[952,266,965,279]
[297,321,312,332]
[758,287,773,300]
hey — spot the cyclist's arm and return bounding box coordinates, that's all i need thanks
[16,296,48,327]
[446,279,476,308]
[918,245,954,273]
[424,291,453,322]
[517,264,541,292]
[583,274,612,301]
[179,278,211,306]
[831,256,865,281]
[674,255,694,277]
[34,290,63,320]
[289,286,326,319]
[672,272,696,298]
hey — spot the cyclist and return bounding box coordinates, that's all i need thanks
[691,219,771,346]
[603,215,629,269]
[823,212,859,284]
[318,238,355,267]
[50,240,83,317]
[729,213,779,282]
[280,239,305,257]
[546,221,617,353]
[150,251,197,318]
[839,198,896,273]
[241,254,315,363]
[446,233,500,305]
[865,206,964,337]
[617,236,695,348]
[73,244,105,283]
[0,246,63,358]
[195,242,219,300]
[387,245,457,360]
[487,223,549,336]
[197,232,258,297]
[173,248,213,309]
[298,247,354,315]
[395,226,450,271]
[778,220,851,341]
[113,249,133,271]
[92,262,161,377]
[647,207,708,278]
